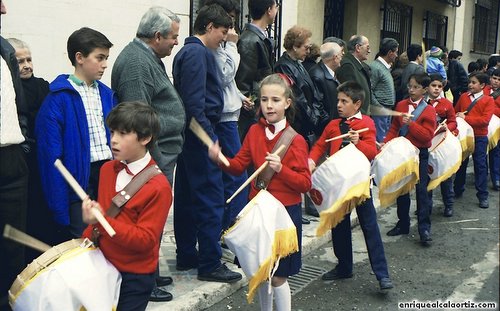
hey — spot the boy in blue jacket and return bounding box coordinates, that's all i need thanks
[36,27,117,243]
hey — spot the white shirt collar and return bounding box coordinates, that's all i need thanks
[265,118,287,140]
[325,64,336,79]
[377,56,391,69]
[347,111,363,120]
[471,90,483,100]
[116,152,152,191]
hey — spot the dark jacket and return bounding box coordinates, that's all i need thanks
[274,52,329,139]
[398,62,425,100]
[447,59,468,105]
[308,61,340,120]
[336,52,372,114]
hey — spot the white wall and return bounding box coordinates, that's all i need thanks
[1,0,191,85]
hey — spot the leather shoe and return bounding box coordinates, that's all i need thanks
[301,216,310,225]
[176,263,198,271]
[420,231,432,247]
[387,225,409,236]
[479,200,489,209]
[156,276,173,287]
[149,287,173,302]
[321,267,353,281]
[443,207,453,217]
[305,198,320,217]
[198,263,242,283]
[379,277,394,290]
[493,180,500,191]
[454,191,463,199]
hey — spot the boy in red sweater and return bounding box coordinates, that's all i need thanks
[488,68,500,190]
[454,72,495,208]
[82,102,171,310]
[426,74,458,217]
[308,81,393,291]
[385,73,436,246]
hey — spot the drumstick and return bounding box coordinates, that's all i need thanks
[3,224,51,253]
[54,159,116,237]
[325,128,369,142]
[434,119,448,135]
[226,144,286,204]
[370,105,413,118]
[189,118,230,166]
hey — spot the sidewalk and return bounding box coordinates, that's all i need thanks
[146,188,382,311]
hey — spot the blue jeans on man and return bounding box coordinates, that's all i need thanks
[372,115,392,143]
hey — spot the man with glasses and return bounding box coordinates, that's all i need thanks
[336,35,372,115]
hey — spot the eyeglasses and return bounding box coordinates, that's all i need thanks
[407,84,423,90]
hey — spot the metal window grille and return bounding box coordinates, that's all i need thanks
[380,1,413,51]
[473,0,499,54]
[323,0,345,39]
[423,11,448,49]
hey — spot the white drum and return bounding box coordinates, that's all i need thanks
[371,137,420,207]
[427,130,462,191]
[487,114,500,152]
[309,143,371,237]
[223,190,298,303]
[9,239,121,311]
[456,117,475,161]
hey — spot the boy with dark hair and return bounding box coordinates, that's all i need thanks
[36,27,117,243]
[386,73,437,246]
[235,0,279,140]
[82,101,171,310]
[173,4,242,283]
[426,73,457,217]
[309,81,393,291]
[454,72,495,208]
[488,68,500,190]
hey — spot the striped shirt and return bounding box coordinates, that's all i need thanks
[68,75,112,162]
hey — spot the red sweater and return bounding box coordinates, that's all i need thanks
[429,97,458,135]
[489,87,500,117]
[82,159,171,274]
[455,92,495,136]
[223,118,311,206]
[385,99,436,148]
[309,115,377,162]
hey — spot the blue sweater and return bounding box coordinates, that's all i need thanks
[173,36,224,140]
[35,74,117,225]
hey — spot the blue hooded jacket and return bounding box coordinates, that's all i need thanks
[35,74,117,225]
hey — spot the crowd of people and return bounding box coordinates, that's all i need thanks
[1,0,499,310]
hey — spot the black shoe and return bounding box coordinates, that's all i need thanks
[479,200,489,209]
[379,277,394,290]
[149,287,173,302]
[420,231,432,247]
[176,263,198,271]
[301,216,310,225]
[156,276,173,287]
[321,267,353,281]
[387,225,409,236]
[305,202,320,217]
[197,263,242,283]
[493,180,500,191]
[454,191,463,199]
[443,207,453,217]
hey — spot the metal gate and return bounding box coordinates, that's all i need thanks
[423,11,448,49]
[380,0,413,51]
[324,0,345,39]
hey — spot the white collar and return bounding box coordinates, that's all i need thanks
[377,56,391,69]
[347,111,363,120]
[325,64,336,79]
[471,90,483,100]
[121,151,151,175]
[265,118,287,140]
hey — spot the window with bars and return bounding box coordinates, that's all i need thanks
[380,1,412,51]
[324,0,345,39]
[473,0,499,54]
[423,11,448,49]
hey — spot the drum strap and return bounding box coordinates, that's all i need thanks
[490,89,500,100]
[255,126,298,190]
[399,99,427,137]
[465,95,483,114]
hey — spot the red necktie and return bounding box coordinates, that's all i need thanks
[268,124,275,134]
[114,161,134,176]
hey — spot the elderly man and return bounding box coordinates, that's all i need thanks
[309,42,343,121]
[336,35,372,115]
[370,38,399,142]
[111,6,185,302]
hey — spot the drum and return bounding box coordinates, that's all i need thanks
[427,130,462,191]
[223,190,298,303]
[9,239,121,311]
[456,117,475,161]
[371,136,420,207]
[487,114,500,152]
[309,143,371,237]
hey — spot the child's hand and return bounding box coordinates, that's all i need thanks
[265,152,282,173]
[208,140,222,164]
[242,97,255,111]
[456,112,466,119]
[82,197,102,225]
[348,130,359,145]
[308,158,316,173]
[401,115,412,124]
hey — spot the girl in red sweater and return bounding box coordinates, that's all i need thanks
[209,73,311,311]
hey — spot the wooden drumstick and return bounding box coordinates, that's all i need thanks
[189,118,230,166]
[3,224,51,253]
[54,159,116,237]
[226,144,286,204]
[434,119,448,134]
[325,128,369,142]
[370,105,413,118]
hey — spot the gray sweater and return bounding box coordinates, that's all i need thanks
[111,39,185,170]
[370,58,395,107]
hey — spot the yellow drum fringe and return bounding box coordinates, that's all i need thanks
[378,158,420,208]
[460,137,475,161]
[427,160,461,191]
[315,180,371,237]
[246,227,299,303]
[487,128,500,152]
